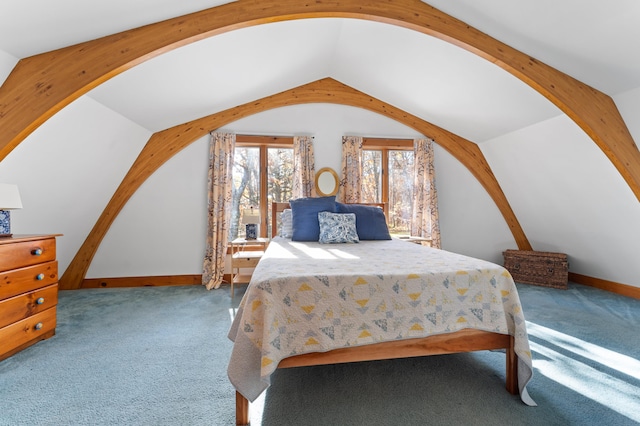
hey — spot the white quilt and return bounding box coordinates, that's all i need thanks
[228,237,535,405]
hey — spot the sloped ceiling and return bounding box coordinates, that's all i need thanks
[2,0,640,142]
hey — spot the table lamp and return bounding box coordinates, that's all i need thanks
[0,184,23,237]
[242,207,260,240]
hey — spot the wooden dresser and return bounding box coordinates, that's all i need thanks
[0,234,61,361]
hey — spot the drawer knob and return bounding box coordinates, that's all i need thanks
[34,322,43,330]
[36,297,45,305]
[36,273,45,280]
[32,248,43,256]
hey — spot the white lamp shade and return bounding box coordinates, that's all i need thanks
[242,208,260,224]
[0,184,22,210]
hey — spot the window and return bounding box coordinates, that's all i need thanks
[230,136,293,240]
[362,138,414,236]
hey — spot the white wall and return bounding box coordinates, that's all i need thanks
[219,104,421,174]
[0,50,18,83]
[90,103,512,277]
[481,113,640,287]
[2,49,639,288]
[435,144,515,264]
[0,90,150,274]
[88,136,210,277]
[228,103,515,266]
[615,86,640,152]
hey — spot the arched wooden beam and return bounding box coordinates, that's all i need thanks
[1,0,639,201]
[59,78,530,289]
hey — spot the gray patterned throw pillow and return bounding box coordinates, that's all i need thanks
[318,211,359,244]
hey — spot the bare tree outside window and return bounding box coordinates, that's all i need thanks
[231,144,293,240]
[362,147,414,236]
[231,147,260,240]
[362,150,382,203]
[231,136,411,239]
[267,148,294,236]
[388,150,414,235]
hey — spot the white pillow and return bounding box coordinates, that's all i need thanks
[280,209,293,238]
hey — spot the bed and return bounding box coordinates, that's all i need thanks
[228,200,535,424]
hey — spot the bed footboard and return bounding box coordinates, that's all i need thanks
[234,329,517,425]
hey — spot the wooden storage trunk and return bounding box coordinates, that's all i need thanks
[503,250,568,289]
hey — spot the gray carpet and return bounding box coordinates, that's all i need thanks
[1,282,639,425]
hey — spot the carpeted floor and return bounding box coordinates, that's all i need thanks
[0,282,638,425]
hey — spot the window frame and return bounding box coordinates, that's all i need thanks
[362,137,414,235]
[231,135,414,241]
[234,135,294,239]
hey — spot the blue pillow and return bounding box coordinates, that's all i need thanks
[318,212,359,244]
[290,196,337,241]
[335,202,391,240]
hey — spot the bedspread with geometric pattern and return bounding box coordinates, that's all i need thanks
[228,237,534,404]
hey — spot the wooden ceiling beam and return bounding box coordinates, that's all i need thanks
[59,78,531,289]
[0,0,638,202]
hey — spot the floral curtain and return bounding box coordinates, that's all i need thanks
[411,138,441,248]
[292,135,316,198]
[202,132,235,290]
[339,135,363,203]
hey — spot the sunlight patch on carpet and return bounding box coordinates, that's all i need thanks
[527,321,640,380]
[528,322,640,423]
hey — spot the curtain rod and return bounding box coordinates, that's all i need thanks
[208,131,314,139]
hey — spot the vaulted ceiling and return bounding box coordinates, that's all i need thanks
[2,0,639,205]
[2,0,640,140]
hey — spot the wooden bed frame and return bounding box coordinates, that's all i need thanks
[235,202,518,425]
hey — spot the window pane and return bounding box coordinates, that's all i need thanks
[231,147,260,240]
[388,150,414,236]
[362,150,382,203]
[267,148,293,237]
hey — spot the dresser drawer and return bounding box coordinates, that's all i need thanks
[0,238,57,272]
[232,251,263,268]
[0,306,57,360]
[0,261,58,300]
[0,284,58,329]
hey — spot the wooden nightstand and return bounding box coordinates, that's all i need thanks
[230,237,268,295]
[400,236,432,246]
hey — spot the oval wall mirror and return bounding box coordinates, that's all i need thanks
[315,167,339,197]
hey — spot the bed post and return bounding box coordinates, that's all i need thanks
[506,335,518,394]
[236,391,250,425]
